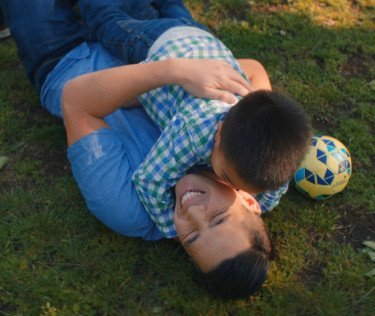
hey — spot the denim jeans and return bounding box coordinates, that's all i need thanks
[0,0,90,92]
[78,0,207,64]
[0,5,4,27]
[1,0,205,91]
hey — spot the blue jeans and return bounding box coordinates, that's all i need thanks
[0,0,90,92]
[1,0,205,91]
[78,0,207,64]
[0,5,4,27]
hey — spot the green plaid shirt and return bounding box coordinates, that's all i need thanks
[132,35,287,238]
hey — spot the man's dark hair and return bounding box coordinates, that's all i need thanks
[198,214,273,299]
[221,90,312,190]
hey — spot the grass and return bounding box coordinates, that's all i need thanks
[0,0,374,314]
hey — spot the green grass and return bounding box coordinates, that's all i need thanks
[1,0,374,314]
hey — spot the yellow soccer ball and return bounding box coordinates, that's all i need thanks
[294,135,352,199]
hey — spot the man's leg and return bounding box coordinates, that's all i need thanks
[0,0,89,91]
[78,0,206,64]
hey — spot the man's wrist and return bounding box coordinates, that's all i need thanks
[165,58,184,86]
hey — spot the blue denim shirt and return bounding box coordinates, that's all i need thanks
[41,42,163,240]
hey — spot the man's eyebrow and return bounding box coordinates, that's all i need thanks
[183,214,230,248]
[221,171,238,189]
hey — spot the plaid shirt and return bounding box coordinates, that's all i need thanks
[132,35,288,238]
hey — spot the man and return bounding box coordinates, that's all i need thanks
[2,0,274,298]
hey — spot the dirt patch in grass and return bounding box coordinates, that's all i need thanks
[334,207,375,249]
[0,164,17,193]
[251,4,291,14]
[312,118,335,134]
[0,303,17,316]
[18,139,70,177]
[40,148,71,178]
[300,261,325,289]
[341,53,373,80]
[299,229,326,287]
[299,206,375,288]
[0,142,70,193]
[201,0,252,22]
[5,81,70,178]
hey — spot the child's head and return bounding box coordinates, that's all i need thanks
[211,90,312,192]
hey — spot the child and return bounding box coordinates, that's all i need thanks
[78,0,313,237]
[130,28,312,237]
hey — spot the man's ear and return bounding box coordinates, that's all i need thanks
[238,190,262,215]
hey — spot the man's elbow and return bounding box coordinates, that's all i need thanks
[250,59,266,72]
[61,78,109,146]
[61,79,89,146]
[62,78,88,122]
[62,79,77,118]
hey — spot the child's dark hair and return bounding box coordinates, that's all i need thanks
[198,214,273,299]
[221,90,312,190]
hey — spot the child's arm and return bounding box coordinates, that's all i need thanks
[63,58,251,146]
[237,59,272,91]
[255,183,289,212]
[132,124,198,237]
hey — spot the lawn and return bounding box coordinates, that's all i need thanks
[0,0,374,314]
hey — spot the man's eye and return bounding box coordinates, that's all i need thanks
[212,210,227,220]
[184,230,196,239]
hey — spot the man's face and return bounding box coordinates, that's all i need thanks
[173,171,261,272]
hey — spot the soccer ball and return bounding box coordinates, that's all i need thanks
[293,135,352,199]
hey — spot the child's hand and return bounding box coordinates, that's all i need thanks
[171,58,253,104]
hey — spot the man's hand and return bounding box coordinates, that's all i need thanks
[171,58,253,104]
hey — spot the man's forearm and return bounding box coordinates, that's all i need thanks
[62,57,252,145]
[62,59,179,145]
[63,59,177,119]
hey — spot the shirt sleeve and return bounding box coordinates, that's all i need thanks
[132,119,196,238]
[67,128,163,241]
[255,182,289,212]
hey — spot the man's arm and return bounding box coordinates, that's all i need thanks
[237,59,272,91]
[62,58,252,145]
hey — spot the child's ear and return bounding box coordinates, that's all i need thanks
[214,121,223,145]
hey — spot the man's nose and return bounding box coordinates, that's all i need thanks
[186,204,206,226]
